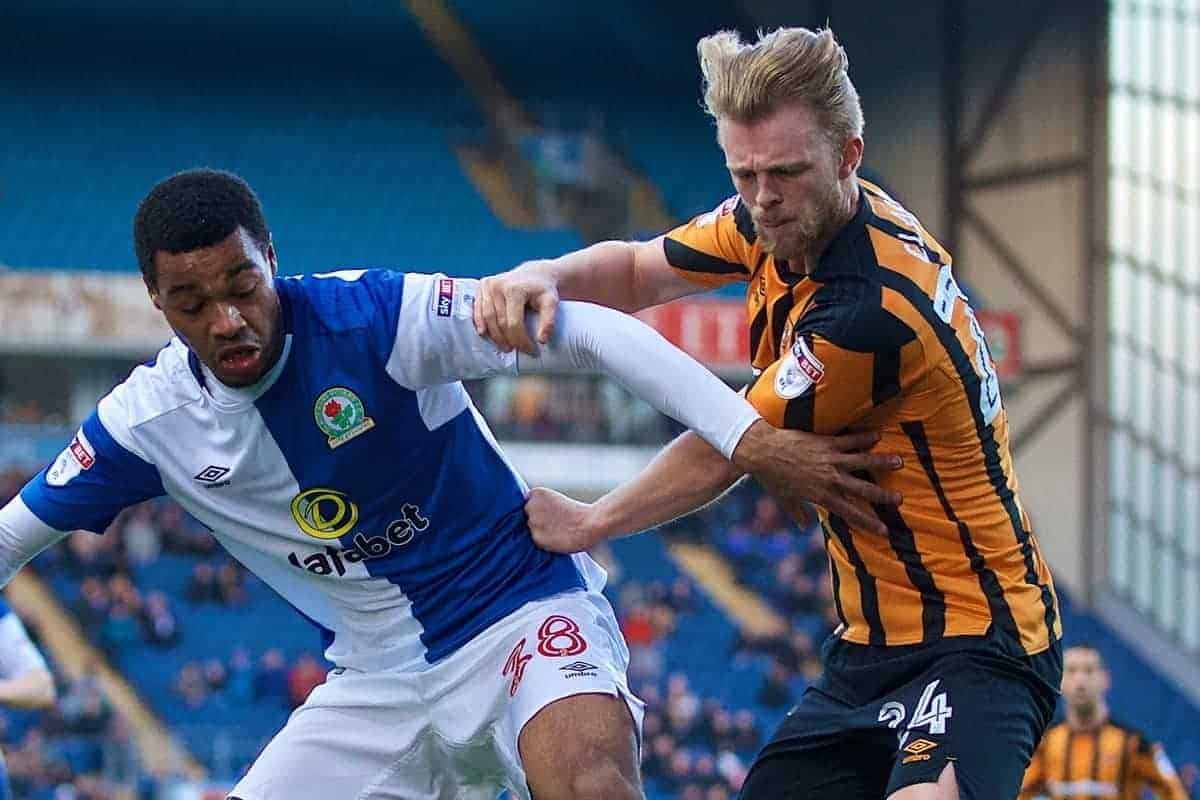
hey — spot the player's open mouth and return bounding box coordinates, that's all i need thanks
[217,345,261,374]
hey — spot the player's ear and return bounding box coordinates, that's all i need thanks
[266,239,278,278]
[145,278,162,311]
[839,136,863,179]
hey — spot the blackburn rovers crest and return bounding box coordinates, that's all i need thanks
[314,387,375,449]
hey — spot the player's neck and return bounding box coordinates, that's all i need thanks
[1067,701,1109,731]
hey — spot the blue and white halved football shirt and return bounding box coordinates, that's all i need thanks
[22,270,603,670]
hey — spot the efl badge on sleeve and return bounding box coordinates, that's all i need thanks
[314,387,375,449]
[774,336,825,399]
[46,429,95,487]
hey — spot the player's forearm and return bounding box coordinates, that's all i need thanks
[590,431,743,540]
[540,241,648,313]
[522,301,761,460]
[0,668,55,710]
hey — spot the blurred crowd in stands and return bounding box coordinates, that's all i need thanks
[173,648,326,713]
[0,401,60,426]
[467,374,682,445]
[614,578,761,799]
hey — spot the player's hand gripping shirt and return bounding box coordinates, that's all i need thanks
[664,181,1060,656]
[14,270,758,671]
[1020,721,1189,800]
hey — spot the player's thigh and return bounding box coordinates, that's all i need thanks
[884,652,1055,800]
[739,737,893,800]
[229,671,440,800]
[519,692,641,800]
[489,591,644,800]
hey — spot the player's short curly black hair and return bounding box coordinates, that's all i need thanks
[133,168,271,287]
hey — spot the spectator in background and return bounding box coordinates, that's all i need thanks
[254,649,289,706]
[287,654,325,709]
[72,579,110,638]
[174,663,209,710]
[227,647,255,705]
[97,604,139,659]
[186,563,218,604]
[756,660,793,709]
[203,658,228,694]
[706,785,732,800]
[215,562,246,606]
[719,496,798,581]
[1020,644,1188,800]
[120,506,160,567]
[63,534,121,583]
[158,505,217,557]
[731,710,761,753]
[139,591,177,646]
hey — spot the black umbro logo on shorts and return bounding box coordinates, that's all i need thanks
[194,465,232,487]
[559,661,598,678]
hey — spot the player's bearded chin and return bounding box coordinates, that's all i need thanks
[756,182,845,261]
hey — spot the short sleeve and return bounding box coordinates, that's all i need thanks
[662,196,756,288]
[746,300,924,434]
[383,273,517,389]
[20,411,164,534]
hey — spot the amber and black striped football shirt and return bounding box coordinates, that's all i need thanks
[1020,720,1188,799]
[662,180,1060,656]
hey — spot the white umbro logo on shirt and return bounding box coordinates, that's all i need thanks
[194,465,232,488]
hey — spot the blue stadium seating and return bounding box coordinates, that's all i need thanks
[449,0,742,220]
[1,5,583,277]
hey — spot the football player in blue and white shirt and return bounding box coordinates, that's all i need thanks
[0,597,56,800]
[0,170,898,800]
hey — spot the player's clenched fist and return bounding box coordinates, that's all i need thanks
[524,487,602,554]
[474,262,560,355]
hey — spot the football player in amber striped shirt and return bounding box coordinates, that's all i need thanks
[1021,644,1187,800]
[477,26,1061,800]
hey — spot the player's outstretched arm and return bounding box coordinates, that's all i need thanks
[474,236,702,354]
[524,301,902,534]
[526,430,743,554]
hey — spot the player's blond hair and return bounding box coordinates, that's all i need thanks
[698,27,864,147]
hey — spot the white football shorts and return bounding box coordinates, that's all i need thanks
[229,589,644,800]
